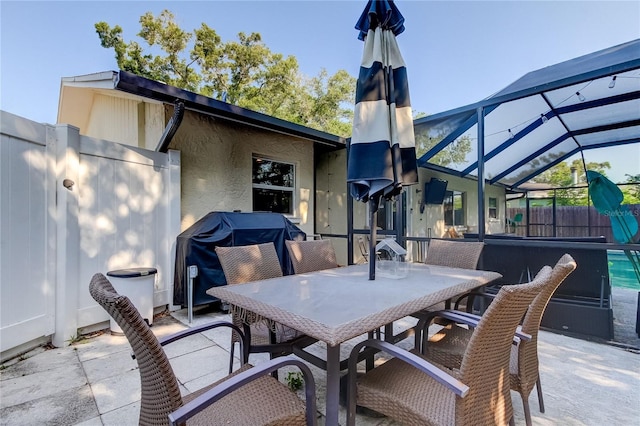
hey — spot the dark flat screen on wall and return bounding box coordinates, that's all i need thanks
[424,178,448,204]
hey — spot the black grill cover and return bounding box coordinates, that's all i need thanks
[173,211,305,307]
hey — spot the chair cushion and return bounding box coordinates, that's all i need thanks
[423,324,470,369]
[183,364,307,426]
[356,349,456,426]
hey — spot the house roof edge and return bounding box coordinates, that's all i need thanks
[113,70,347,151]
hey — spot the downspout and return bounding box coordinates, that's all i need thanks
[156,100,185,152]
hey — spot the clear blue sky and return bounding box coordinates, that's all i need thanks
[1,0,639,180]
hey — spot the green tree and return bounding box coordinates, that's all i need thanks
[622,174,640,204]
[284,69,355,136]
[532,159,611,206]
[95,10,355,137]
[533,159,610,187]
[414,126,472,167]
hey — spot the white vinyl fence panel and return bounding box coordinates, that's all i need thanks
[76,138,175,328]
[0,113,56,353]
[1,111,180,355]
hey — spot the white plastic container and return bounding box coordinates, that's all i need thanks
[106,267,157,334]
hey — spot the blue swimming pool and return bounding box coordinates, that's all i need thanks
[607,250,640,290]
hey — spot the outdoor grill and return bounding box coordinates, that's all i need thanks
[173,211,305,307]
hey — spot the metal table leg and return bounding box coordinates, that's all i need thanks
[325,344,341,425]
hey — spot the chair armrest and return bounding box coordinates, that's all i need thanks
[414,310,480,345]
[435,311,532,343]
[453,289,497,311]
[348,339,469,398]
[439,310,532,342]
[411,309,477,352]
[420,310,532,350]
[153,321,247,364]
[168,356,317,426]
[434,310,481,327]
[514,326,531,342]
[132,321,247,361]
[158,321,244,346]
[419,310,532,344]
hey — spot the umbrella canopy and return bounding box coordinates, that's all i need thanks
[348,0,418,279]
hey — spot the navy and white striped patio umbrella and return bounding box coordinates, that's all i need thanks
[348,0,417,278]
[348,0,417,206]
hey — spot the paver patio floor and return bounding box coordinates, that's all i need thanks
[1,291,638,425]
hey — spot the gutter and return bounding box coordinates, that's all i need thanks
[113,70,346,150]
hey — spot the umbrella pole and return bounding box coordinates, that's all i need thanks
[369,198,377,280]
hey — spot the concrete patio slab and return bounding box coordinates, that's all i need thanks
[90,368,141,415]
[82,348,138,384]
[0,385,98,426]
[1,360,87,407]
[1,301,638,425]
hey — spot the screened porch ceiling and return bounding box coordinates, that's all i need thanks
[413,38,640,191]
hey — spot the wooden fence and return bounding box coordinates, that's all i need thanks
[507,204,640,242]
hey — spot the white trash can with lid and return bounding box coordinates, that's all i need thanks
[106,267,157,334]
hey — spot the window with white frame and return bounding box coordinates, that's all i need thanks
[444,190,465,226]
[252,156,295,214]
[488,197,498,219]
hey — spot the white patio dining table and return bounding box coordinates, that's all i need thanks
[207,262,502,425]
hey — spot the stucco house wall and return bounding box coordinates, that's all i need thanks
[412,169,506,239]
[316,149,349,262]
[59,71,323,238]
[169,109,316,236]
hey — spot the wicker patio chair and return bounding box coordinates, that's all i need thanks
[357,236,369,263]
[424,239,485,314]
[285,239,339,274]
[421,254,576,426]
[215,243,317,373]
[406,239,485,347]
[424,239,485,269]
[346,265,553,426]
[424,239,485,310]
[89,272,317,426]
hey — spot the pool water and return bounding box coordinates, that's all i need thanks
[607,250,640,290]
